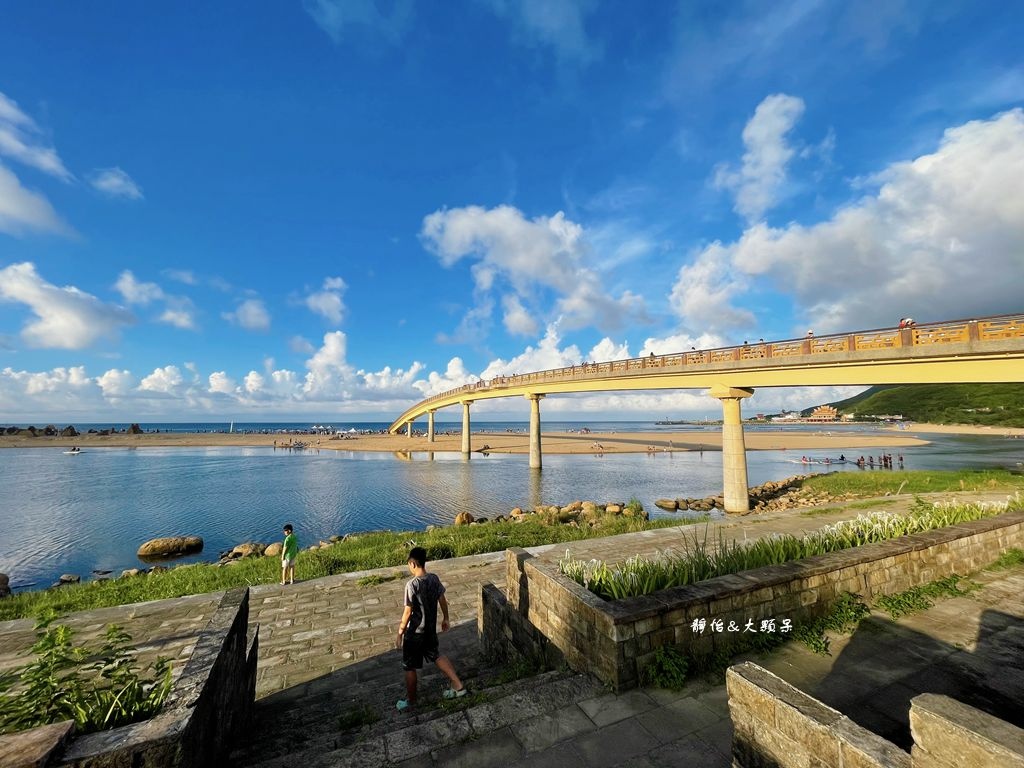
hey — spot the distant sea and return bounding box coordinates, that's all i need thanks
[1,422,1021,590]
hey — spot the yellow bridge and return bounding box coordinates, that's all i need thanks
[388,314,1024,512]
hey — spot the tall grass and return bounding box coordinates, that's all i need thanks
[802,469,1024,497]
[0,516,694,621]
[561,495,1022,600]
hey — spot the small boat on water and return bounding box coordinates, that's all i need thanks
[63,448,83,455]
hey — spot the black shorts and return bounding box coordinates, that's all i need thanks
[402,632,439,671]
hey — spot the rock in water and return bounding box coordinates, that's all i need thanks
[454,512,475,526]
[0,572,10,598]
[137,535,204,558]
[654,499,678,511]
[58,574,80,585]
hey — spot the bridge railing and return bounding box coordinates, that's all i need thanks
[404,313,1024,417]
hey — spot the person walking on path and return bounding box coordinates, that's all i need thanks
[395,546,466,710]
[281,524,298,585]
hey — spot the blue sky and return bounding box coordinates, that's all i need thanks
[1,1,1022,422]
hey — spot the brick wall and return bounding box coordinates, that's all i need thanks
[479,511,1024,691]
[910,694,1024,768]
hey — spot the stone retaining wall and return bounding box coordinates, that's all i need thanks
[51,587,258,768]
[727,662,911,768]
[479,511,1024,691]
[728,663,1024,768]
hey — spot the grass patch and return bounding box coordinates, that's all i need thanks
[799,507,841,517]
[802,469,1024,497]
[338,704,379,731]
[793,593,871,655]
[989,548,1024,570]
[356,573,401,587]
[874,576,979,619]
[641,645,689,690]
[0,516,687,622]
[848,498,901,510]
[562,495,1021,601]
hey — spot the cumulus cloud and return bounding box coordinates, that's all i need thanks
[413,357,478,398]
[421,204,647,335]
[208,371,236,395]
[0,262,133,349]
[304,276,346,324]
[479,323,583,379]
[222,298,271,331]
[139,365,185,395]
[685,108,1024,333]
[115,271,196,329]
[289,335,316,355]
[303,0,413,44]
[89,167,143,200]
[501,294,538,336]
[484,0,600,63]
[96,369,136,397]
[714,93,806,222]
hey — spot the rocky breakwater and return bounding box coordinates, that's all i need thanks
[455,499,648,528]
[654,474,853,516]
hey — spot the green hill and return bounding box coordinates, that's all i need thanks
[818,384,1024,427]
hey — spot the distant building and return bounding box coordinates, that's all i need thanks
[807,405,839,422]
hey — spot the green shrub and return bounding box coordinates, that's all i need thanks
[641,646,689,690]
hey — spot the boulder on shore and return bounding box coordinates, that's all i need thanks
[137,535,204,558]
[264,542,282,557]
[454,512,475,526]
[655,498,678,511]
[0,572,10,599]
[128,423,144,434]
[120,568,142,579]
[229,542,266,559]
[61,425,79,437]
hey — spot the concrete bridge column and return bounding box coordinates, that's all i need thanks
[461,401,472,456]
[406,421,412,438]
[710,385,754,513]
[526,393,544,469]
[427,410,436,443]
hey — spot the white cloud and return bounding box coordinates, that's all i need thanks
[587,337,630,362]
[303,331,352,396]
[692,108,1024,333]
[304,276,346,323]
[96,369,136,397]
[222,298,271,331]
[0,262,133,349]
[480,323,583,379]
[208,371,236,395]
[139,365,184,395]
[303,0,413,44]
[159,306,197,330]
[484,0,600,63]
[115,271,164,304]
[714,93,805,222]
[413,357,478,398]
[162,269,197,285]
[90,167,143,200]
[501,294,538,336]
[668,243,756,334]
[421,204,647,335]
[0,91,72,181]
[0,163,70,237]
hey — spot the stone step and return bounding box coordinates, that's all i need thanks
[236,669,601,767]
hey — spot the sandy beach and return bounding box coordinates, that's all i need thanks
[0,427,948,454]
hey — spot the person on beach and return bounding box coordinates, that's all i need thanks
[281,524,298,585]
[395,546,465,711]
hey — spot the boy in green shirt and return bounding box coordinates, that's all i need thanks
[281,524,298,585]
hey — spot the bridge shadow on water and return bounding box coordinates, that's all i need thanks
[788,606,1024,750]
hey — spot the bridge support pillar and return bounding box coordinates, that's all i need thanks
[526,393,544,469]
[710,385,754,513]
[427,410,436,443]
[406,422,412,438]
[461,401,472,456]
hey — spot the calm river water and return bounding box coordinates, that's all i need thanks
[1,425,1021,589]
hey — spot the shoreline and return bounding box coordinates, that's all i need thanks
[0,428,936,453]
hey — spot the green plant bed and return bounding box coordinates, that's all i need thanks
[561,496,1021,601]
[0,616,172,735]
[0,516,690,621]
